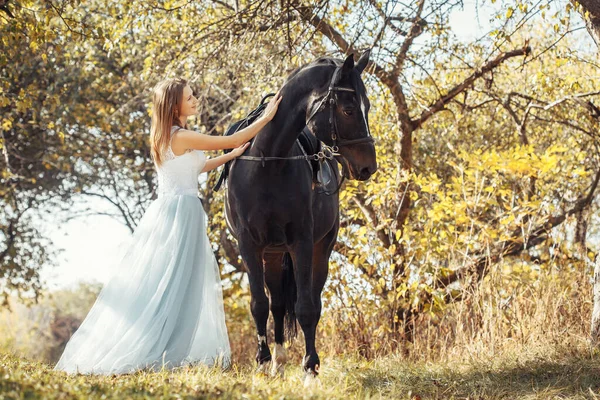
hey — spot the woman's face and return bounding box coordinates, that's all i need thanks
[179,85,199,117]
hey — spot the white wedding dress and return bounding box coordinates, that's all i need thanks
[54,126,231,375]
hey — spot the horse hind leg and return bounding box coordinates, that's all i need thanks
[271,342,288,378]
[264,252,289,378]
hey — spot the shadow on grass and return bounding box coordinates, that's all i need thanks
[357,352,600,399]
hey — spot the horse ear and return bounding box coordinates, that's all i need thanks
[341,53,355,77]
[356,49,371,75]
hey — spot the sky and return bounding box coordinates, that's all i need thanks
[41,197,131,290]
[37,1,589,290]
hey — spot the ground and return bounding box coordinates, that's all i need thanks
[1,345,600,399]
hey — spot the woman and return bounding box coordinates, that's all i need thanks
[53,78,282,375]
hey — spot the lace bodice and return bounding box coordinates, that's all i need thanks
[156,126,207,197]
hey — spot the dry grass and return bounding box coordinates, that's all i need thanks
[1,258,598,398]
[2,342,600,399]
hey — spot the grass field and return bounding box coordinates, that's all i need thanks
[2,343,600,399]
[1,266,596,399]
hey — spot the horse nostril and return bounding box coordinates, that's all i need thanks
[360,167,372,179]
[359,164,377,179]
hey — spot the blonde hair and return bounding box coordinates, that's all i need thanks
[150,78,188,166]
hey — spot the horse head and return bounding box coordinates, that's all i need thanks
[304,51,377,181]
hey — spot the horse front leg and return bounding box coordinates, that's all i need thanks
[290,238,319,378]
[239,238,271,371]
[307,227,337,383]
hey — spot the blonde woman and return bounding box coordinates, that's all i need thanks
[54,78,282,375]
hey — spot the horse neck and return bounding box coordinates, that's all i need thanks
[251,80,317,157]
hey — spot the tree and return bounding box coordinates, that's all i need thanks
[3,0,599,357]
[216,0,600,345]
[0,0,306,303]
[571,0,600,344]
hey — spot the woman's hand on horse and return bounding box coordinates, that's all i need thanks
[262,91,283,121]
[230,142,250,158]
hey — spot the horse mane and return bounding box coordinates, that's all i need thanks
[284,56,341,83]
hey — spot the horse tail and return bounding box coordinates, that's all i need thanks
[282,252,298,341]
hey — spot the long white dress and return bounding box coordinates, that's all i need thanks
[54,126,231,375]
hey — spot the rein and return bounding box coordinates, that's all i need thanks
[236,137,344,196]
[236,143,339,165]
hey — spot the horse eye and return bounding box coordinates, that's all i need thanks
[343,109,354,116]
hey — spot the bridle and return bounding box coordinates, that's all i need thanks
[304,65,375,152]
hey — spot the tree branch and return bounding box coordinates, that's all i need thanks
[366,0,408,37]
[352,194,391,248]
[80,190,135,233]
[291,2,391,81]
[0,218,17,265]
[149,0,196,12]
[437,166,600,289]
[0,202,31,265]
[392,0,425,77]
[48,0,94,39]
[412,45,532,129]
[0,0,14,18]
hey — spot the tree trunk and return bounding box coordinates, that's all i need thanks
[591,254,600,346]
[576,0,600,46]
[575,0,600,348]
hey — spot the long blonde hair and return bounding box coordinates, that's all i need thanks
[150,78,188,166]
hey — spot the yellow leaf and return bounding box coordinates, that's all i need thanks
[1,119,12,131]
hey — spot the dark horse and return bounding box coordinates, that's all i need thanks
[224,51,377,379]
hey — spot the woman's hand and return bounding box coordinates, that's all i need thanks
[230,142,250,158]
[261,91,283,121]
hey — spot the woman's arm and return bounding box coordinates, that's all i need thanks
[201,142,251,173]
[172,116,267,153]
[171,92,282,154]
[201,153,236,173]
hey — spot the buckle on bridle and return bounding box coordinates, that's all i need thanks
[313,145,339,161]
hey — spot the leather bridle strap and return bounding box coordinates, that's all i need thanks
[305,66,375,149]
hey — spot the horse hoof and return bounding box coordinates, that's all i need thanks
[256,361,271,376]
[303,370,319,388]
[270,362,285,378]
[270,343,287,378]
